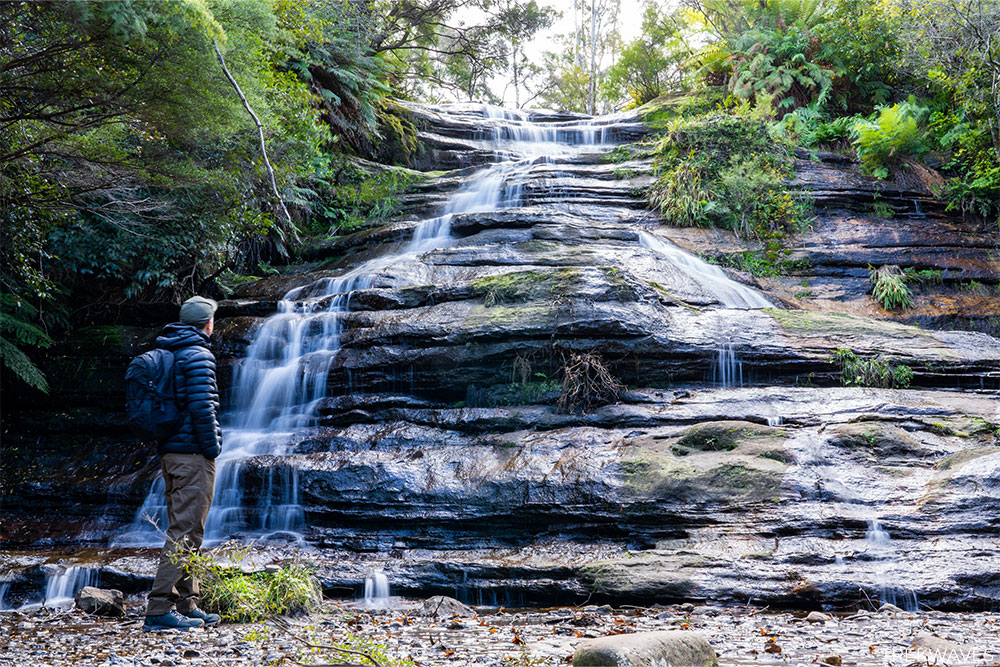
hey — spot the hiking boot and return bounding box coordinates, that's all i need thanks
[183,607,221,627]
[143,610,205,631]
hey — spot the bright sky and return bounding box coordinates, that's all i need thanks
[451,0,649,107]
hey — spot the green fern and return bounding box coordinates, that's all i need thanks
[0,296,52,393]
[851,101,928,178]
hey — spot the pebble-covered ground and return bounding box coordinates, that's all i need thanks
[1,599,998,667]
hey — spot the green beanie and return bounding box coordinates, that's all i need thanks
[179,296,217,326]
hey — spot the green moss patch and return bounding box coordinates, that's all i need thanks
[675,421,781,452]
[470,268,579,306]
[621,421,786,503]
[933,447,999,471]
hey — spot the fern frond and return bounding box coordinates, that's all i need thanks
[0,336,49,393]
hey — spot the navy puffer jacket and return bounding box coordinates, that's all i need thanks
[156,323,222,459]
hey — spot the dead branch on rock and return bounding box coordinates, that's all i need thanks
[557,351,623,414]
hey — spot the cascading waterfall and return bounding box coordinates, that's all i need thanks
[361,571,391,608]
[638,231,771,309]
[711,342,744,388]
[117,106,620,546]
[8,566,102,611]
[865,519,920,611]
[43,566,99,609]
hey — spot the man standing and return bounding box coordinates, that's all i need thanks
[143,296,224,631]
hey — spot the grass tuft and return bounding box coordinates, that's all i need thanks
[869,264,913,310]
[177,543,322,622]
[831,348,913,388]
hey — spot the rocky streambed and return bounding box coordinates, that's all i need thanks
[1,596,998,667]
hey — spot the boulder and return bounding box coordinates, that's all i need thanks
[805,611,831,623]
[572,630,717,667]
[909,633,966,659]
[419,595,475,617]
[74,586,125,618]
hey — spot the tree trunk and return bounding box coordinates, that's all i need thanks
[513,43,520,108]
[213,41,293,231]
[589,0,597,114]
[574,0,581,67]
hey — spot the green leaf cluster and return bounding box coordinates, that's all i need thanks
[851,101,929,179]
[832,348,914,389]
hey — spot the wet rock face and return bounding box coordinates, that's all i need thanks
[2,101,999,613]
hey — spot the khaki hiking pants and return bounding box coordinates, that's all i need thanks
[145,452,216,617]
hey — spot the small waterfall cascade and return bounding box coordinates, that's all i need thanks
[43,566,99,609]
[864,519,920,611]
[117,105,619,546]
[711,342,744,388]
[361,571,391,608]
[0,583,9,611]
[638,231,771,309]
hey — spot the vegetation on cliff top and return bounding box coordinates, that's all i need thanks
[2,0,998,392]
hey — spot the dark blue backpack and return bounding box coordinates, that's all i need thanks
[125,348,180,441]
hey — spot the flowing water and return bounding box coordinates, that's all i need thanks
[712,342,745,388]
[116,105,777,547]
[5,566,100,612]
[637,231,771,309]
[361,571,391,608]
[865,519,920,611]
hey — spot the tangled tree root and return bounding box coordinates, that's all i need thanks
[557,351,623,414]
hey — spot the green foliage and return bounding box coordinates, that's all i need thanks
[179,544,321,622]
[601,4,687,108]
[832,348,914,389]
[869,264,913,311]
[851,101,929,179]
[816,0,901,112]
[772,106,857,147]
[904,268,943,285]
[708,246,812,277]
[0,296,53,393]
[306,159,418,235]
[649,111,812,238]
[930,112,1000,221]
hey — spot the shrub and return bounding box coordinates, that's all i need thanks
[649,112,812,239]
[832,348,913,388]
[178,543,321,622]
[851,101,929,179]
[869,264,913,310]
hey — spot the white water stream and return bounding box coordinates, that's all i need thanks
[115,104,772,547]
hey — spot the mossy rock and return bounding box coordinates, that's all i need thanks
[464,302,556,329]
[620,422,787,503]
[932,447,999,472]
[765,308,953,357]
[675,421,782,452]
[829,423,930,458]
[925,416,999,443]
[470,268,578,305]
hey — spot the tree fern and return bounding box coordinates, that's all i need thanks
[0,296,52,393]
